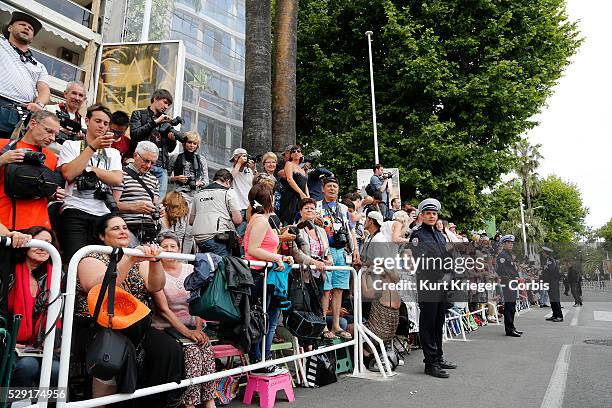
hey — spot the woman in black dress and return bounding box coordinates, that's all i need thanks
[279,145,308,225]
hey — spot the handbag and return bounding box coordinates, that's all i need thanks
[85,248,137,389]
[305,346,337,387]
[285,265,326,339]
[189,260,241,322]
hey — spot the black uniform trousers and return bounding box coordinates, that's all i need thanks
[418,289,446,367]
[502,287,517,334]
[548,282,563,319]
[570,282,582,304]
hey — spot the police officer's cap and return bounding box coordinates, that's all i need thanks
[417,198,441,213]
[500,234,515,243]
[542,246,554,253]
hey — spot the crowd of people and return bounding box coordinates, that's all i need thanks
[0,9,585,406]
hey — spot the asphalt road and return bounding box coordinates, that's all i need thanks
[238,289,612,408]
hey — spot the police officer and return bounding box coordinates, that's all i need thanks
[410,198,457,378]
[542,247,564,322]
[496,235,523,337]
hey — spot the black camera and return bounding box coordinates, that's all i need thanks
[55,111,82,144]
[332,226,349,249]
[93,186,119,213]
[296,220,315,230]
[20,149,46,166]
[75,170,99,191]
[151,204,161,221]
[382,171,393,179]
[247,154,262,164]
[188,176,197,191]
[158,116,187,143]
[287,225,305,248]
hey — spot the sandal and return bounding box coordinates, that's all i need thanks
[333,330,352,340]
[322,330,337,339]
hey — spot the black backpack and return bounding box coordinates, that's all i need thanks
[1,140,60,227]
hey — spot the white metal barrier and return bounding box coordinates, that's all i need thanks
[28,245,393,408]
[2,237,63,408]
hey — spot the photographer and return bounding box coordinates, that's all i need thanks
[109,110,131,160]
[58,104,122,259]
[129,89,178,199]
[289,197,332,272]
[0,110,64,230]
[0,12,50,138]
[112,141,162,245]
[170,131,209,206]
[368,164,391,219]
[229,147,256,236]
[45,81,87,146]
[190,169,241,256]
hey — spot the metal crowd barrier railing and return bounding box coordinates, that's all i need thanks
[23,245,394,408]
[1,237,63,408]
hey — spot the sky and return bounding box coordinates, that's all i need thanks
[527,0,611,229]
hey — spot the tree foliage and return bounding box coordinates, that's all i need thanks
[532,175,588,242]
[599,219,612,243]
[296,0,580,224]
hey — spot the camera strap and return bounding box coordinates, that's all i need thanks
[322,200,342,223]
[125,166,156,203]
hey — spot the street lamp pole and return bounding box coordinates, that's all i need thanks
[141,0,153,41]
[519,199,528,259]
[365,31,379,165]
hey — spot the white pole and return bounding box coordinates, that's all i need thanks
[365,31,379,165]
[140,0,153,41]
[519,200,528,258]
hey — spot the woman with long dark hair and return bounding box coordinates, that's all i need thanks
[279,145,308,225]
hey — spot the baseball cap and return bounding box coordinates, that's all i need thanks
[367,211,384,226]
[230,148,247,162]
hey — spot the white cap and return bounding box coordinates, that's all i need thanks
[367,211,384,226]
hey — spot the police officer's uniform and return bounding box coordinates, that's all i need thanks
[409,198,456,378]
[542,247,564,322]
[496,235,522,337]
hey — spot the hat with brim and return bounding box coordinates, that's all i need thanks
[542,246,554,253]
[367,211,384,226]
[3,12,43,39]
[500,234,515,243]
[87,284,151,330]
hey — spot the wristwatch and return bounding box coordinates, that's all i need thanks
[36,102,45,109]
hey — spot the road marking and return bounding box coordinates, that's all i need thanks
[570,307,580,326]
[593,311,612,322]
[540,344,571,408]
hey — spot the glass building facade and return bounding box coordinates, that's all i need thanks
[123,0,245,174]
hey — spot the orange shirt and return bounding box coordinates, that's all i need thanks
[0,139,58,230]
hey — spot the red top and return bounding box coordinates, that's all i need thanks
[0,139,58,230]
[244,214,279,269]
[111,135,131,157]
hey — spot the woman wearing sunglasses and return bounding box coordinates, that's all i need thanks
[279,145,308,225]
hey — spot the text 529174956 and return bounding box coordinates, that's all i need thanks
[1,387,67,402]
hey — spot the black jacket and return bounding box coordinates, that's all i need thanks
[409,224,451,283]
[129,107,177,169]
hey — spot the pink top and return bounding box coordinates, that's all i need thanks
[244,214,280,269]
[152,263,196,329]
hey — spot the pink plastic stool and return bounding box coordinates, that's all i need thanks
[243,372,295,408]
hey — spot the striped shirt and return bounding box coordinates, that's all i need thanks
[113,164,160,224]
[0,37,49,103]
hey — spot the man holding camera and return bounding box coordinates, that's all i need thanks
[112,141,161,245]
[0,110,64,230]
[369,164,391,219]
[229,148,256,236]
[46,81,87,146]
[58,104,123,259]
[130,89,178,199]
[0,12,50,138]
[316,177,360,340]
[190,169,242,256]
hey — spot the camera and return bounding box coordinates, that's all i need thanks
[19,148,46,166]
[55,111,82,144]
[151,204,161,221]
[75,170,99,191]
[382,171,393,180]
[188,176,197,191]
[287,225,305,248]
[247,154,262,164]
[93,186,119,213]
[332,225,349,249]
[158,116,187,143]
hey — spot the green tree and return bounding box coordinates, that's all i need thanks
[514,139,543,209]
[532,175,588,242]
[243,0,273,155]
[599,219,612,243]
[296,0,580,224]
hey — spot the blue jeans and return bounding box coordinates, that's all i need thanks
[12,356,60,387]
[150,166,168,200]
[196,239,231,257]
[539,290,550,306]
[236,209,247,237]
[249,273,282,362]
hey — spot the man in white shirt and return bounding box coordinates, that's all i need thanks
[58,104,123,259]
[229,147,255,236]
[0,12,50,137]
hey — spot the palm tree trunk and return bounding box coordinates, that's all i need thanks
[242,0,272,155]
[526,180,532,209]
[272,0,298,152]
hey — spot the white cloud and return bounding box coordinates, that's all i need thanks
[527,0,612,229]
